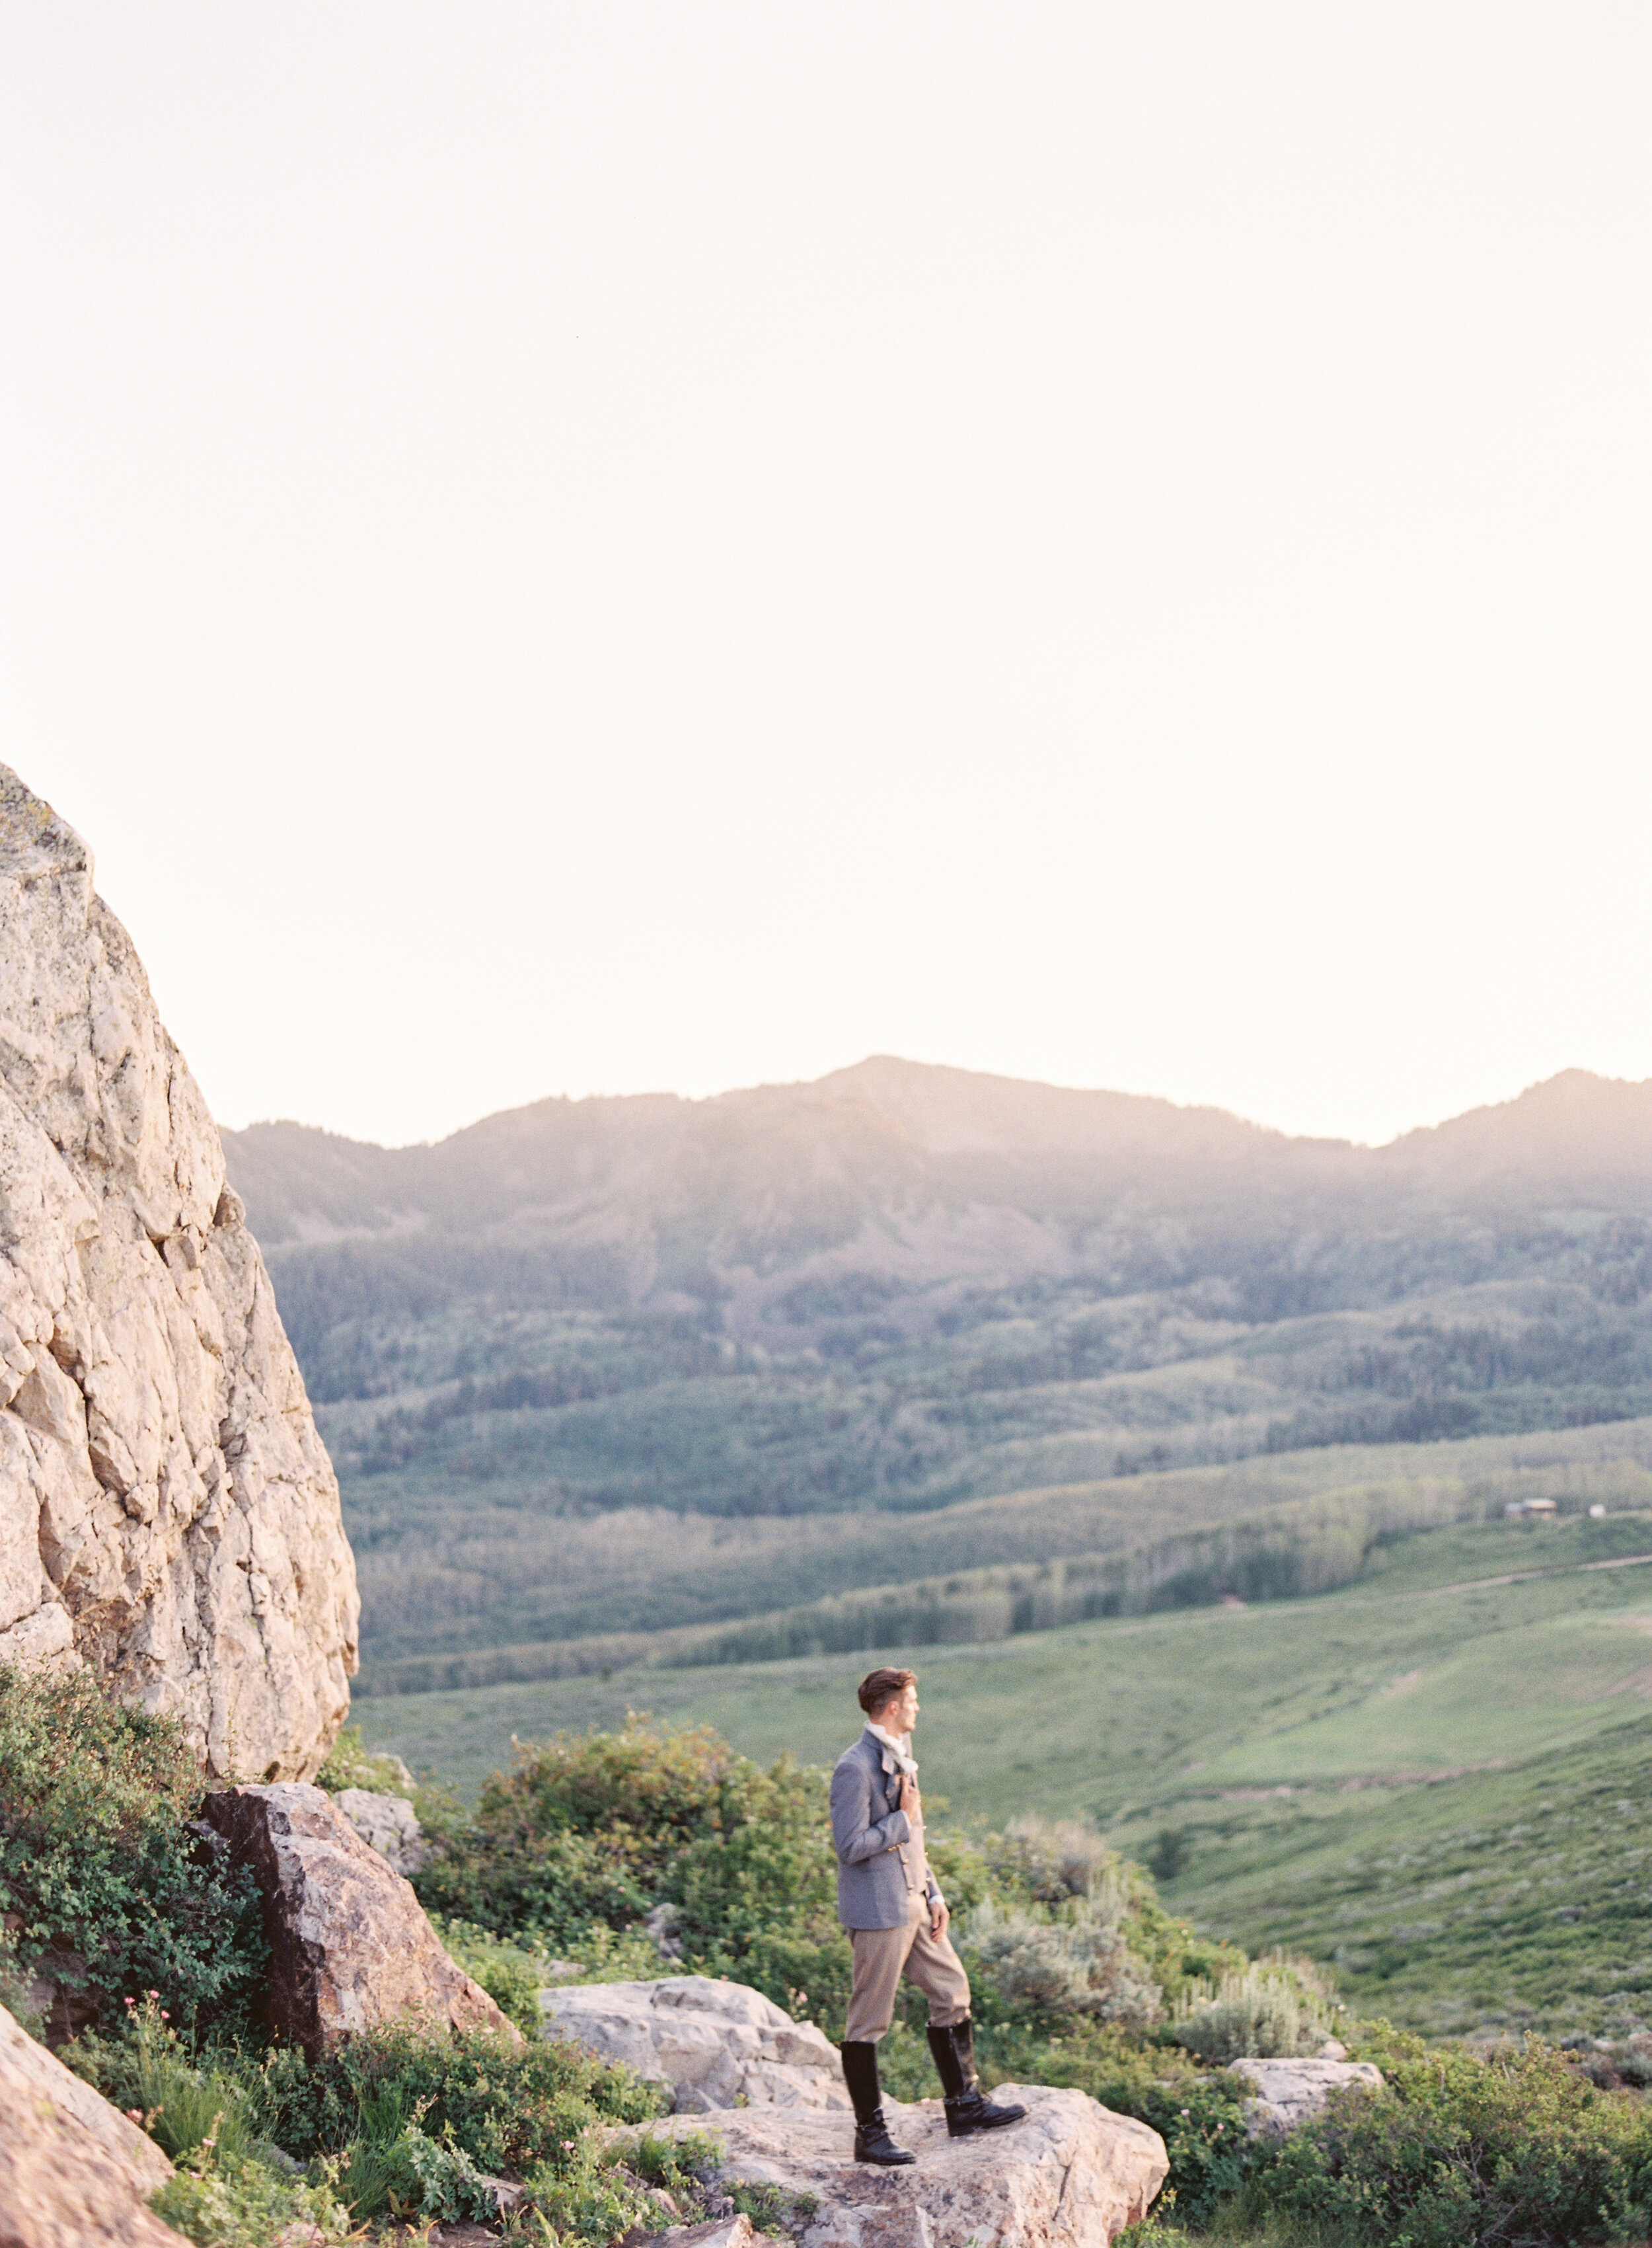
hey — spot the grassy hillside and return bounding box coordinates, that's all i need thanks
[348,1418,1652,1682]
[355,1511,1652,2042]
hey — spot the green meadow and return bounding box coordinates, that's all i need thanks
[357,1511,1652,2042]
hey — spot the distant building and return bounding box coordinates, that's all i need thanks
[1505,1498,1559,1518]
[1589,1503,1608,1518]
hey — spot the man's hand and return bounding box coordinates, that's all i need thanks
[898,1771,920,1816]
[930,1897,950,1942]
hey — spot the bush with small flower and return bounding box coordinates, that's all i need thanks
[0,1663,266,2035]
[73,1992,262,2166]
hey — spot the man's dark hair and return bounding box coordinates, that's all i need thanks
[857,1666,917,1717]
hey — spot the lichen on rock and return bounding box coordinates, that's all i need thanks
[0,765,357,1779]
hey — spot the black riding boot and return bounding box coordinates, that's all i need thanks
[926,2018,1028,2137]
[840,2040,917,2165]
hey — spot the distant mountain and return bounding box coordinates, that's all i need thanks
[1378,1068,1652,1194]
[223,1059,1652,1330]
[221,1060,1652,1676]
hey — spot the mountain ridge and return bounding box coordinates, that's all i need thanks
[224,1058,1652,1259]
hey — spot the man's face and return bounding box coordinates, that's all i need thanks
[879,1682,919,1734]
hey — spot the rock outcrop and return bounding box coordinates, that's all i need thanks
[636,2085,1167,2248]
[0,767,357,1779]
[0,1997,186,2245]
[542,1976,850,2112]
[334,1786,428,1874]
[202,1781,519,2058]
[1230,2056,1384,2135]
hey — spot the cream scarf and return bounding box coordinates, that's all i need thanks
[868,1722,919,1779]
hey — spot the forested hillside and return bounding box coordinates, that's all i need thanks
[222,1060,1652,1683]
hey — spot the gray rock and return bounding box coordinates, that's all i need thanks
[1231,2056,1384,2135]
[202,1781,519,2060]
[632,2084,1168,2247]
[333,1786,428,1873]
[0,766,358,1780]
[541,1974,851,2112]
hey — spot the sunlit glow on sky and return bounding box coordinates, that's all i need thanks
[3,5,1648,1149]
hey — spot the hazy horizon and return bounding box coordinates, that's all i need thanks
[223,1050,1644,1159]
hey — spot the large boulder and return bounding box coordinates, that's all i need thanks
[202,1781,519,2059]
[1230,2056,1384,2135]
[0,767,358,1781]
[541,1976,850,2112]
[637,2085,1167,2248]
[0,1997,187,2245]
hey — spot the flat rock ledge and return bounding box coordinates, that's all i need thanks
[635,2083,1168,2248]
[1232,2057,1384,2136]
[542,1976,850,2112]
[204,1781,519,2060]
[0,1997,186,2246]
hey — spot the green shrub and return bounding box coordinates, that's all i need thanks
[0,1665,266,2033]
[518,2133,659,2243]
[984,1812,1119,1902]
[413,1762,653,1943]
[70,1995,260,2163]
[151,2150,352,2247]
[606,2127,819,2244]
[669,1750,837,1954]
[108,2016,674,2236]
[419,1715,741,1926]
[1171,1955,1339,2064]
[621,2124,724,2193]
[342,2109,500,2225]
[1257,2025,1652,2246]
[724,2178,822,2240]
[922,1827,994,1914]
[427,1913,562,2033]
[262,2018,662,2176]
[0,1929,44,2038]
[555,1919,677,1983]
[412,1715,846,2015]
[962,1875,1164,2028]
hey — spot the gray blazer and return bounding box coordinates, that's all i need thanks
[829,1727,944,1931]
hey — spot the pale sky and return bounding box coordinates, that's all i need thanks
[3,5,1649,1151]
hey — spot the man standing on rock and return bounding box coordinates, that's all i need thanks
[829,1666,1025,2165]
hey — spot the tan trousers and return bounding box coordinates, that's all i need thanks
[843,1890,971,2044]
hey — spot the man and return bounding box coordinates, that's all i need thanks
[829,1666,1026,2165]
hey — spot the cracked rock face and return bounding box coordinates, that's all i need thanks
[0,767,357,1778]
